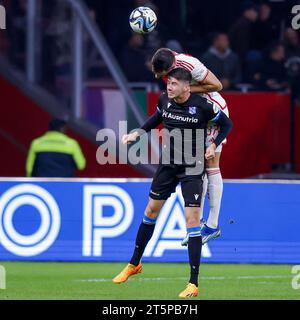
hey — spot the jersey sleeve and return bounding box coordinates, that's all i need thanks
[202,99,221,122]
[190,57,209,82]
[213,111,233,147]
[202,98,233,147]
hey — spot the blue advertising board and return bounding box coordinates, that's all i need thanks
[0,178,299,264]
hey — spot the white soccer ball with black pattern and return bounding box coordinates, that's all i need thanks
[129,7,157,34]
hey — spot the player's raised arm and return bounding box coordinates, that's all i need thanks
[190,70,223,93]
[189,56,223,93]
[151,48,223,93]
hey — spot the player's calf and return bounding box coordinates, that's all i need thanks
[181,219,206,247]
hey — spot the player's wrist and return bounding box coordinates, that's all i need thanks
[211,143,217,150]
[131,131,139,139]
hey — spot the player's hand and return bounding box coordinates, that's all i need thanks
[205,144,216,160]
[122,131,139,145]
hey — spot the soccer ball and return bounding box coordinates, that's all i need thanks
[129,7,157,34]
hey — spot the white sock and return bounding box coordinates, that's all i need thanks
[199,174,208,221]
[206,168,223,229]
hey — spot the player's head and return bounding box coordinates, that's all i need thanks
[49,119,67,133]
[151,48,175,78]
[167,68,192,99]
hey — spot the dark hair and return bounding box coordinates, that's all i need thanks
[151,48,175,73]
[168,67,192,83]
[242,1,258,12]
[49,119,67,131]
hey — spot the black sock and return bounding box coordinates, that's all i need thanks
[188,235,202,287]
[130,222,155,266]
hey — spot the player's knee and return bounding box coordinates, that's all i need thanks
[144,204,159,219]
[186,209,200,227]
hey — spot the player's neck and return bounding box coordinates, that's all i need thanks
[174,92,191,105]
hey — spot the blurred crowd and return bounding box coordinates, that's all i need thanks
[85,0,300,94]
[1,0,300,96]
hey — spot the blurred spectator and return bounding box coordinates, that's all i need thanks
[255,42,288,91]
[44,2,72,71]
[244,50,263,84]
[284,28,300,58]
[229,1,258,64]
[101,2,134,62]
[252,3,278,51]
[135,0,157,11]
[121,33,153,82]
[165,39,184,53]
[145,28,163,56]
[202,33,241,90]
[141,1,165,55]
[26,119,86,177]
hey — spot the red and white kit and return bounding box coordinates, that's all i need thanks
[173,52,229,152]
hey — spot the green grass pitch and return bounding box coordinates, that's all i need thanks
[0,262,299,300]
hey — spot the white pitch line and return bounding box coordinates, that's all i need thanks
[236,275,292,279]
[76,275,293,283]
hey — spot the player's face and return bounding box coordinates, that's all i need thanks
[167,77,188,99]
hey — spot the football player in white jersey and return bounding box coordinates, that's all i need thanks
[151,48,230,245]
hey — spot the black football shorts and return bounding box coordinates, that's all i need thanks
[149,164,204,207]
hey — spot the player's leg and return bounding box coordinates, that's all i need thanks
[201,151,222,244]
[113,165,178,284]
[129,164,178,266]
[179,177,203,298]
[186,206,202,285]
[206,151,222,228]
[181,176,206,246]
[129,198,165,267]
[199,173,208,222]
[113,198,165,284]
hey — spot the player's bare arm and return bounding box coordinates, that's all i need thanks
[205,143,217,160]
[190,70,223,93]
